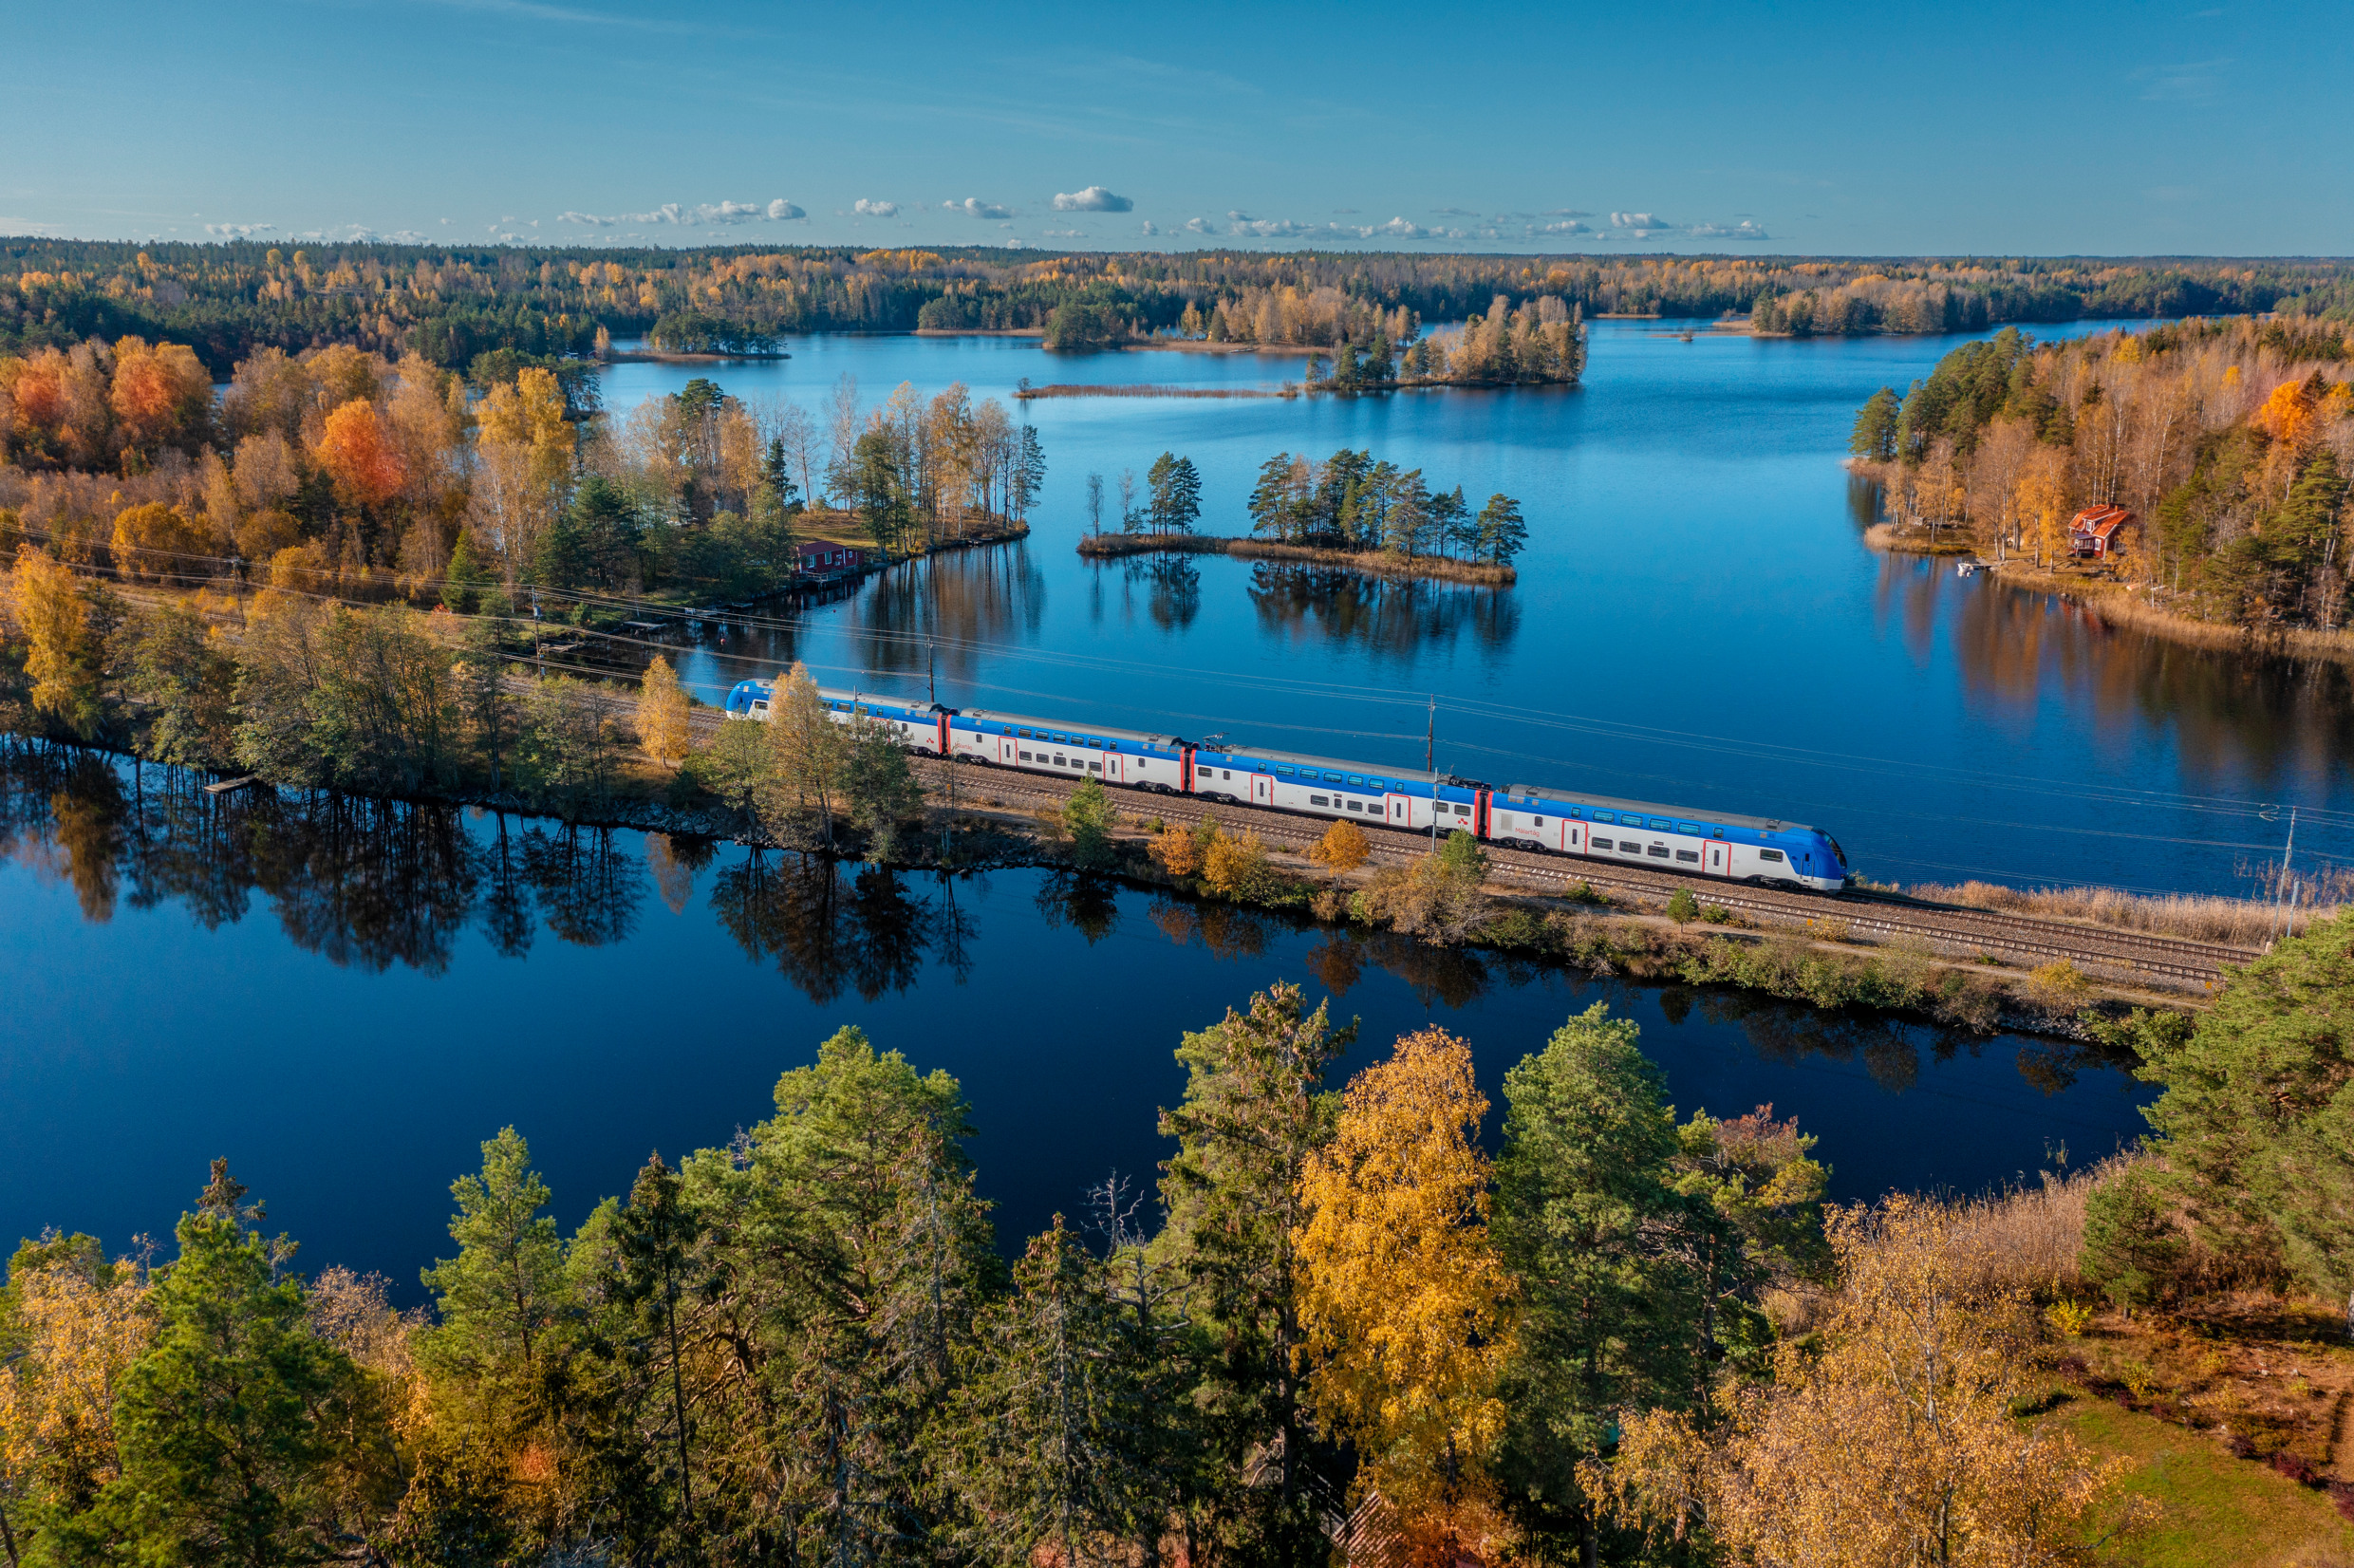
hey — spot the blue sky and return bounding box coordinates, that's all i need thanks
[5,0,2348,255]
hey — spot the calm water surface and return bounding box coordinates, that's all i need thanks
[9,321,2331,1289]
[1,754,2144,1295]
[604,321,2354,898]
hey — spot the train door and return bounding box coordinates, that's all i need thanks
[1103,753,1123,785]
[1250,774,1273,807]
[1563,821,1581,853]
[1705,839,1729,876]
[1000,735,1019,765]
[1386,793,1411,828]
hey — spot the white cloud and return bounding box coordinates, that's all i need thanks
[203,222,273,237]
[1611,211,1671,232]
[767,198,805,220]
[386,230,426,244]
[1040,228,1085,238]
[557,199,796,227]
[1182,217,1215,234]
[1533,218,1593,235]
[1687,220,1771,242]
[853,198,898,217]
[944,197,1015,219]
[1139,219,1159,235]
[1053,185,1132,212]
[1546,208,1591,217]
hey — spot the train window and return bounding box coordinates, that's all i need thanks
[1758,849,1784,863]
[1018,728,1032,738]
[1649,845,1671,857]
[1222,770,1231,780]
[1594,811,1616,824]
[1309,794,1329,807]
[1088,762,1101,772]
[1532,816,1545,827]
[1275,765,1294,775]
[1019,751,1034,761]
[1567,808,1583,819]
[1675,822,1701,836]
[1347,775,1365,785]
[1650,817,1672,831]
[1676,849,1700,863]
[1346,800,1363,812]
[1592,837,1614,850]
[1452,803,1470,816]
[1621,843,1643,855]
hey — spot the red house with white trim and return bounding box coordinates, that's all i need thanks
[795,541,867,574]
[2068,505,2134,560]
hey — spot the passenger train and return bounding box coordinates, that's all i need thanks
[724,679,1852,893]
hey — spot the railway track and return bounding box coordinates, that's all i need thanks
[917,758,2254,991]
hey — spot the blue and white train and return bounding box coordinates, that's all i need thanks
[724,679,1852,893]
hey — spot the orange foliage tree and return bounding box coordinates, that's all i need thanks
[317,398,406,507]
[106,338,211,453]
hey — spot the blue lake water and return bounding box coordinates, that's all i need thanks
[602,321,2354,901]
[0,759,2145,1298]
[9,317,2327,1292]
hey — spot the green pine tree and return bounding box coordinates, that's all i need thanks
[78,1161,366,1567]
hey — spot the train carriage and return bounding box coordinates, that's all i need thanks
[720,675,1853,894]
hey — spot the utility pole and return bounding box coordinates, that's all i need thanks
[531,591,544,676]
[1428,695,1439,850]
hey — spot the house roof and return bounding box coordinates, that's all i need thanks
[2069,504,2133,538]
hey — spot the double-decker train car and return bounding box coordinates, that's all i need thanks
[719,678,1851,892]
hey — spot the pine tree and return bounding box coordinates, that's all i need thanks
[1492,1006,1709,1564]
[1159,983,1354,1561]
[79,1162,364,1566]
[959,1219,1156,1567]
[1850,386,1901,461]
[1474,494,1528,566]
[420,1129,570,1387]
[635,654,692,768]
[615,1153,705,1556]
[841,719,924,859]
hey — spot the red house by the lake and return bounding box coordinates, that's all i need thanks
[2068,505,2134,560]
[795,541,867,574]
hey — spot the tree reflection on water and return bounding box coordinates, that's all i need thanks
[1246,564,1519,663]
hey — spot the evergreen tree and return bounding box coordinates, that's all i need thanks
[455,616,514,791]
[1159,983,1354,1563]
[1850,386,1901,460]
[442,529,490,613]
[841,719,924,859]
[420,1129,570,1388]
[1146,453,1203,536]
[2095,908,2354,1319]
[1014,426,1048,521]
[959,1219,1156,1567]
[1474,494,1528,566]
[1493,1006,1709,1564]
[1428,484,1469,559]
[78,1162,365,1567]
[1245,454,1296,541]
[614,1153,706,1557]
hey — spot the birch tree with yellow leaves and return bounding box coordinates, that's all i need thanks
[1296,1026,1517,1564]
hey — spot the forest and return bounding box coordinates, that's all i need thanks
[1847,317,2354,633]
[1245,451,1528,566]
[8,905,2354,1568]
[7,239,2351,376]
[0,329,1039,608]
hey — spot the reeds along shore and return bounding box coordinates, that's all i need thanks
[1075,532,1518,586]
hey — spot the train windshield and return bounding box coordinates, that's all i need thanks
[1825,835,1849,868]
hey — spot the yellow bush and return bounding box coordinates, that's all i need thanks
[1204,829,1270,897]
[1151,824,1203,877]
[109,502,206,582]
[1309,817,1371,873]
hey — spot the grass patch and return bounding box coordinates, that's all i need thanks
[2045,1399,2354,1566]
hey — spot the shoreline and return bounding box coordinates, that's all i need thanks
[1859,527,2354,664]
[1075,532,1517,586]
[600,348,792,364]
[0,734,2194,1043]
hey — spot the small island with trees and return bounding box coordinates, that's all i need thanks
[1075,447,1528,585]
